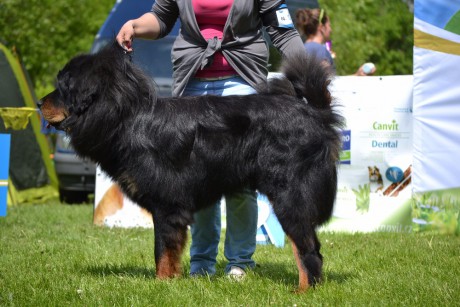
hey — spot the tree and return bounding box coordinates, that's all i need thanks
[0,0,414,97]
[320,0,413,75]
[0,0,114,96]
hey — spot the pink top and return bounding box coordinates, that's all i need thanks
[192,0,237,78]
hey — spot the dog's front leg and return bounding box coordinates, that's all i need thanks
[153,214,188,279]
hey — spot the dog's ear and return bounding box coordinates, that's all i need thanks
[71,89,99,115]
[56,60,100,115]
[100,40,133,65]
[111,39,130,55]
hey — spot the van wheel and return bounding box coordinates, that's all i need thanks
[59,189,89,204]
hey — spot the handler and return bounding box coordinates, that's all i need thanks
[295,7,377,75]
[116,0,305,278]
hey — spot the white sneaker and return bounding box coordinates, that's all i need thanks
[227,266,246,280]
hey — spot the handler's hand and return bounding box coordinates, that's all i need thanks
[355,63,377,76]
[116,20,135,52]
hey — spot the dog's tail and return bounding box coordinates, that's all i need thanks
[266,53,333,109]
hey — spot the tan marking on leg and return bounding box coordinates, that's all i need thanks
[156,248,181,279]
[289,238,310,293]
[156,229,187,279]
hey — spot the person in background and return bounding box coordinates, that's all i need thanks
[295,8,377,76]
[116,0,305,278]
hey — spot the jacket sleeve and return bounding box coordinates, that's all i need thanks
[259,0,305,57]
[151,0,180,38]
[265,27,305,58]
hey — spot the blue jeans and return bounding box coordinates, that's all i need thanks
[183,76,258,275]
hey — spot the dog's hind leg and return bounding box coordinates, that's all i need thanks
[288,230,322,292]
[152,211,188,279]
[271,195,324,292]
[282,161,337,292]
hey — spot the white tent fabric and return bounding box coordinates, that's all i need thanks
[413,3,460,192]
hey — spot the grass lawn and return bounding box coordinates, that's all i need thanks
[0,203,459,306]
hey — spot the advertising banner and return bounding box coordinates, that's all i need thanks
[94,167,153,228]
[413,0,460,234]
[321,76,414,233]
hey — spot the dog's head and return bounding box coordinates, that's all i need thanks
[38,42,145,132]
[39,89,69,131]
[368,166,382,181]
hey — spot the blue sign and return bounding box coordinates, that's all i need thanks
[340,129,351,164]
[256,193,285,247]
[0,134,11,217]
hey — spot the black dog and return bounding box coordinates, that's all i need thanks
[39,42,343,292]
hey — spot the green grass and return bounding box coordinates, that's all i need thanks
[1,203,459,306]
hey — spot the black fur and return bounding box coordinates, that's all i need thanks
[40,42,344,291]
